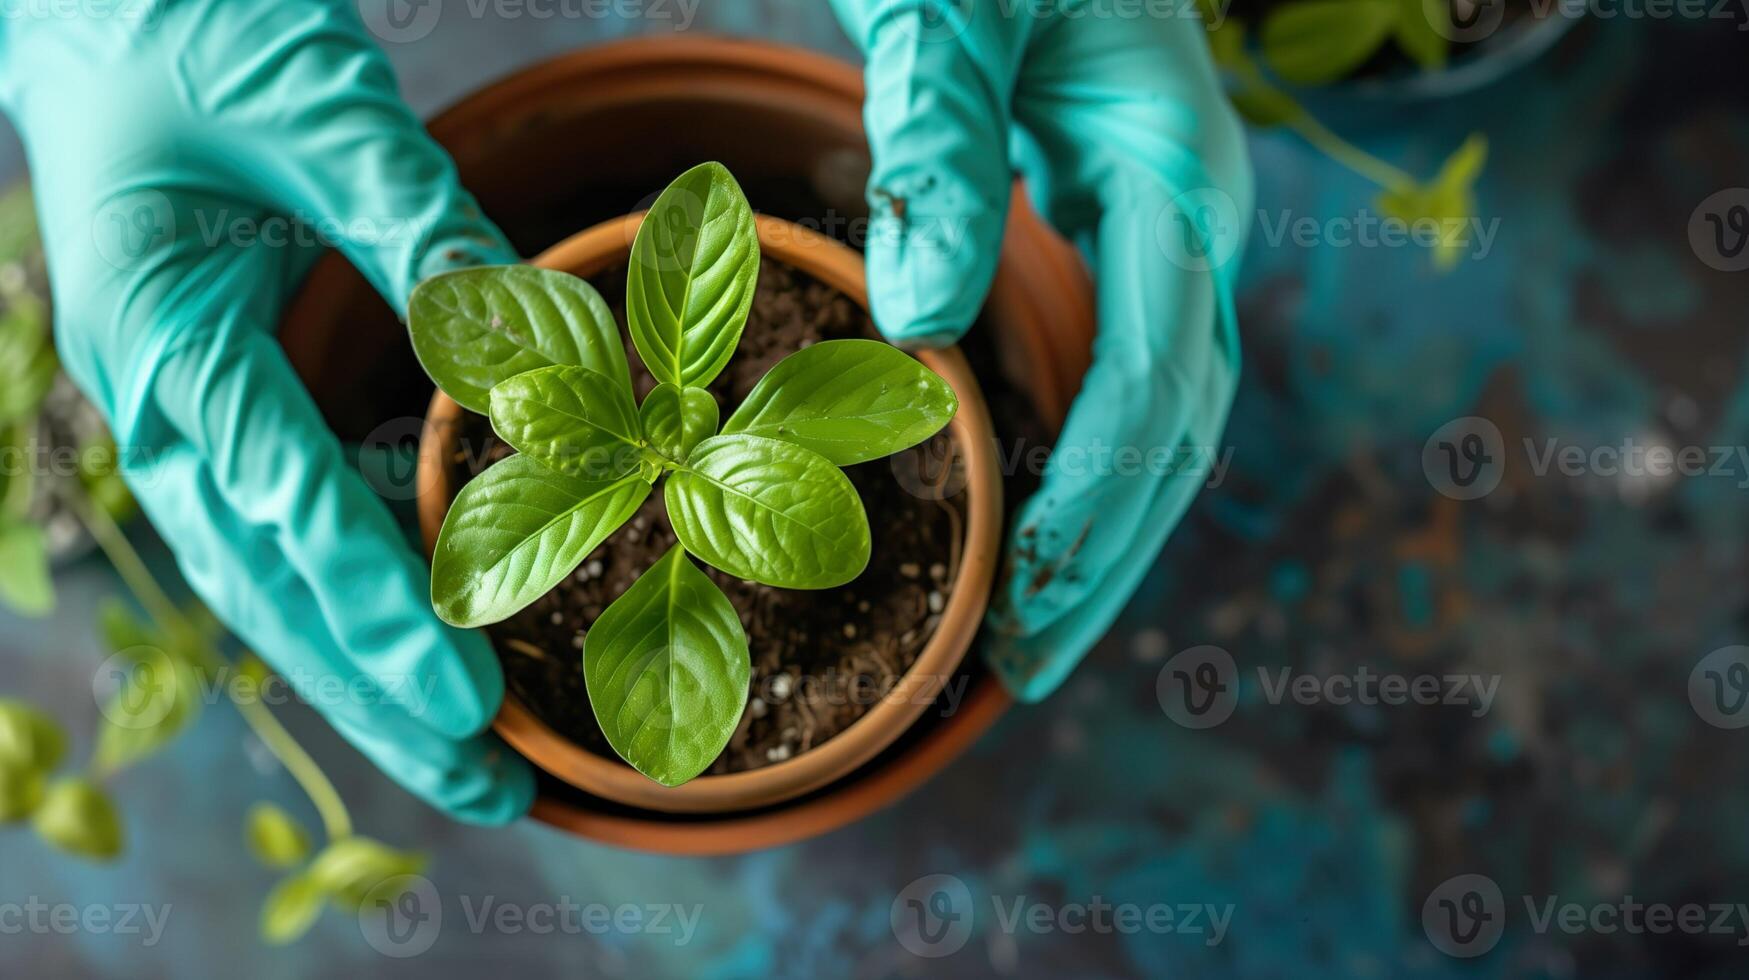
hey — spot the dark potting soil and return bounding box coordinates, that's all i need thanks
[452,258,972,775]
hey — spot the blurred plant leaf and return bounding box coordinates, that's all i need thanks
[94,644,205,775]
[0,520,54,617]
[1375,133,1488,271]
[245,802,312,869]
[260,873,326,945]
[32,776,123,861]
[0,181,39,271]
[0,297,56,425]
[1261,0,1397,86]
[1394,0,1449,70]
[77,434,136,522]
[0,763,45,822]
[306,837,426,911]
[0,700,66,808]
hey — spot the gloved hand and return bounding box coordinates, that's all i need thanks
[831,1,1253,700]
[0,0,533,823]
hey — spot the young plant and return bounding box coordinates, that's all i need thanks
[0,185,421,944]
[408,162,959,787]
[1202,4,1488,271]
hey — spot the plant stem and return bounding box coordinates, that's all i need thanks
[1225,59,1418,194]
[232,655,353,841]
[69,489,192,659]
[67,488,353,840]
[1283,112,1418,193]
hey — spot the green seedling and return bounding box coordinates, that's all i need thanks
[409,162,959,787]
[1203,3,1488,271]
[0,183,421,944]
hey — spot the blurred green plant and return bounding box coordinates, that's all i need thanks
[0,182,425,944]
[1206,2,1488,271]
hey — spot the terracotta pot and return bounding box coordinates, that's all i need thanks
[416,212,1003,815]
[281,37,1095,853]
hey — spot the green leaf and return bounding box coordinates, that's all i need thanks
[1394,0,1448,71]
[627,162,759,388]
[489,365,644,479]
[408,265,631,415]
[78,434,136,521]
[1206,17,1251,70]
[1375,134,1487,272]
[583,544,748,786]
[0,299,55,425]
[1260,0,1397,86]
[245,803,312,869]
[666,434,870,589]
[639,383,719,462]
[0,181,40,270]
[0,520,54,617]
[93,642,205,775]
[0,699,63,818]
[0,765,44,822]
[1229,82,1306,128]
[98,598,157,653]
[722,339,957,465]
[432,455,649,627]
[32,776,124,861]
[260,873,326,945]
[306,837,425,911]
[0,698,66,772]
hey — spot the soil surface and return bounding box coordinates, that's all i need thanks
[453,258,970,775]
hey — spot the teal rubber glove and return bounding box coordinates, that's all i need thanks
[0,1,534,823]
[831,1,1253,700]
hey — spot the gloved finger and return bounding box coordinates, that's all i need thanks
[986,166,1239,702]
[981,15,1250,701]
[147,283,506,743]
[325,711,535,826]
[122,443,534,823]
[837,0,1022,348]
[209,0,517,307]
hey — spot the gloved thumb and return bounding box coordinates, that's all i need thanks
[220,6,518,308]
[854,3,1015,348]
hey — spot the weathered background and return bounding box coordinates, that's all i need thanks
[4,5,1748,978]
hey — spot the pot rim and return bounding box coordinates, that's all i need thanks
[416,212,1004,815]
